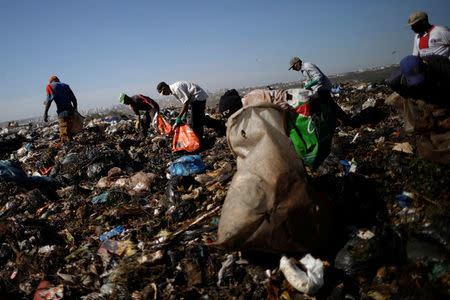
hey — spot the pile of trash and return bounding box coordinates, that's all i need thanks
[0,84,449,299]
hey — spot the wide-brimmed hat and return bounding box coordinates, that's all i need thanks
[289,57,301,70]
[406,11,428,27]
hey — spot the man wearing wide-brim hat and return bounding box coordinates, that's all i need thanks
[288,56,351,124]
[406,11,450,59]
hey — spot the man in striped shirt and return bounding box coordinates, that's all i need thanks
[119,93,159,138]
[43,76,78,142]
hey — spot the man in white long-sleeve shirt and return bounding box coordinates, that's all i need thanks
[289,57,332,94]
[406,11,450,59]
[289,57,350,124]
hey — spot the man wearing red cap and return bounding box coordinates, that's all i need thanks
[43,76,78,142]
[406,11,450,59]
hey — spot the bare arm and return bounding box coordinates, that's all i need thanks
[179,99,190,118]
[43,101,52,122]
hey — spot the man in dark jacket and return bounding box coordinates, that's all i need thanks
[119,93,159,138]
[44,76,78,142]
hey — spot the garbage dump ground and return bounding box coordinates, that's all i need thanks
[1,82,449,299]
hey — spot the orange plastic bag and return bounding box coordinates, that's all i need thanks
[156,115,173,135]
[172,124,200,152]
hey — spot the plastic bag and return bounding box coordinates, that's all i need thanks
[172,124,200,152]
[169,155,206,176]
[286,96,337,170]
[0,160,28,183]
[279,254,324,294]
[153,113,173,135]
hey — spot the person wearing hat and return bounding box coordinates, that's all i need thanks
[406,11,450,59]
[288,57,333,95]
[157,81,224,142]
[119,93,159,138]
[386,54,450,163]
[387,55,450,104]
[43,76,78,142]
[289,57,352,124]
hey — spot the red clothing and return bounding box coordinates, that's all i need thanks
[130,94,159,114]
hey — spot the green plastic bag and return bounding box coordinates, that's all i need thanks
[286,98,337,169]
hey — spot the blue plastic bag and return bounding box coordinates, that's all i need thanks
[169,155,206,176]
[100,225,125,242]
[91,189,122,204]
[0,160,29,183]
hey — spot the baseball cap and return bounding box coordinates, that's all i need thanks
[400,55,425,86]
[406,11,428,27]
[289,57,301,70]
[49,76,59,83]
[119,93,126,104]
[219,89,243,118]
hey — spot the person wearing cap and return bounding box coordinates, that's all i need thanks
[157,81,224,142]
[43,76,78,142]
[119,93,159,138]
[289,57,352,124]
[406,11,450,59]
[386,55,450,104]
[386,55,450,163]
[289,57,333,95]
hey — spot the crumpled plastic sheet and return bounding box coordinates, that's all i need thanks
[279,254,324,295]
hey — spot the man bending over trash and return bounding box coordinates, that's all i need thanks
[43,76,79,143]
[119,93,159,138]
[288,56,351,124]
[157,81,225,144]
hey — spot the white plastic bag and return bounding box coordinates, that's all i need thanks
[279,254,324,294]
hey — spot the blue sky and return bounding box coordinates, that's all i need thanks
[1,0,449,122]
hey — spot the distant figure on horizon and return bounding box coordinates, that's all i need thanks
[406,11,450,59]
[288,57,351,124]
[156,81,224,144]
[119,93,159,138]
[43,76,78,143]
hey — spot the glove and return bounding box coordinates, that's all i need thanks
[174,116,181,127]
[181,115,186,121]
[305,79,317,90]
[135,119,140,130]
